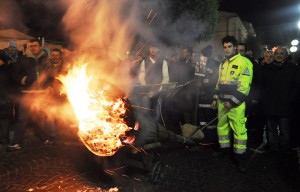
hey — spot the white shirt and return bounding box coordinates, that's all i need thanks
[138,56,169,85]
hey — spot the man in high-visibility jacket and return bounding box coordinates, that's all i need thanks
[212,36,253,172]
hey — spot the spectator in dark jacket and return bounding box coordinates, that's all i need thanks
[0,40,22,144]
[198,45,219,127]
[237,43,265,145]
[262,47,300,155]
[12,39,49,89]
[178,47,195,84]
[8,39,53,151]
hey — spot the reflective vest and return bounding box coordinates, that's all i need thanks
[213,53,253,106]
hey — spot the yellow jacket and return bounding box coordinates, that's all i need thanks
[213,53,253,106]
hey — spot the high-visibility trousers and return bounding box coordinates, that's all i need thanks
[217,101,247,154]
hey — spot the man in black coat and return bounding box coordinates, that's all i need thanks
[197,45,219,128]
[262,47,300,155]
[237,43,265,146]
[179,47,195,84]
[8,39,53,151]
[0,40,22,144]
[12,39,49,89]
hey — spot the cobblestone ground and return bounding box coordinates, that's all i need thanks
[1,128,300,192]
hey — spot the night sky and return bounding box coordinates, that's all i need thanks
[219,0,300,46]
[220,0,300,26]
[1,0,300,46]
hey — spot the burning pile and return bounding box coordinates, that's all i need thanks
[59,64,132,156]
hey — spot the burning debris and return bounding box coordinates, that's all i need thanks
[55,0,207,161]
[58,61,203,158]
[58,64,133,157]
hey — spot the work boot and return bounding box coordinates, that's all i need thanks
[235,153,247,172]
[211,147,230,158]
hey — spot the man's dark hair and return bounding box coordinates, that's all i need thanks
[201,45,213,57]
[51,48,62,55]
[238,42,247,52]
[222,36,238,47]
[183,47,193,55]
[29,38,42,46]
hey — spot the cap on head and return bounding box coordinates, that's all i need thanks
[201,45,213,57]
[8,40,17,48]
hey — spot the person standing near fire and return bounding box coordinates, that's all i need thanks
[138,43,169,86]
[0,40,22,145]
[8,39,53,151]
[211,35,253,172]
[128,43,169,148]
[137,43,169,120]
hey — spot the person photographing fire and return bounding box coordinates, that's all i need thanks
[211,36,253,172]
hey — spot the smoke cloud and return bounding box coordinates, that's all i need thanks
[8,0,209,144]
[60,0,207,91]
[0,0,27,32]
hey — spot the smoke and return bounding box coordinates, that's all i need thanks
[13,0,209,144]
[61,0,208,51]
[57,0,207,129]
[59,0,208,91]
[137,0,206,47]
[0,0,27,31]
[62,0,139,50]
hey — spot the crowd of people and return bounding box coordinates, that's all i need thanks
[0,35,300,173]
[0,39,66,150]
[128,36,300,172]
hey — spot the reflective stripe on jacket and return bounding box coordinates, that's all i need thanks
[213,54,253,106]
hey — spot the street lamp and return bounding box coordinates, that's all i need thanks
[291,39,299,46]
[290,39,298,63]
[290,46,297,63]
[290,46,297,53]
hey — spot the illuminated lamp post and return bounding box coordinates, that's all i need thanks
[290,39,298,63]
[290,46,297,53]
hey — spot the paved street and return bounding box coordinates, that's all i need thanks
[1,128,300,192]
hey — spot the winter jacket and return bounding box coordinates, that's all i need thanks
[213,53,253,107]
[12,51,50,89]
[262,61,300,116]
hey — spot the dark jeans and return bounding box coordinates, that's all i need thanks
[246,102,266,145]
[266,116,291,153]
[10,103,27,145]
[0,98,14,143]
[11,103,53,145]
[0,119,10,143]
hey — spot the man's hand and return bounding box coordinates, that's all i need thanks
[21,76,28,85]
[211,100,217,109]
[224,101,232,110]
[147,91,154,98]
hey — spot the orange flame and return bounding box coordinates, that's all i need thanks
[58,0,143,156]
[58,64,131,156]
